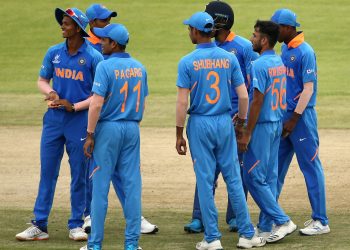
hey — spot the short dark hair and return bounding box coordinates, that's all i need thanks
[106,38,127,50]
[199,30,212,37]
[254,20,279,47]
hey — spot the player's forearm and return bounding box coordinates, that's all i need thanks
[176,88,189,137]
[87,95,104,133]
[246,91,263,134]
[235,84,249,119]
[74,97,92,112]
[294,82,314,115]
[37,77,53,95]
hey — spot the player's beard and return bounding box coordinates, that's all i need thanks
[253,40,263,54]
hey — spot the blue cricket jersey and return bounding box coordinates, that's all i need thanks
[251,50,287,123]
[216,32,259,115]
[281,32,317,111]
[177,42,244,116]
[92,52,148,122]
[40,40,103,103]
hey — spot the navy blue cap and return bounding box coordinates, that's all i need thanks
[183,12,214,33]
[86,4,117,21]
[93,23,129,45]
[55,7,89,37]
[271,9,300,27]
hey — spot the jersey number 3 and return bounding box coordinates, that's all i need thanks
[120,80,141,113]
[206,71,220,104]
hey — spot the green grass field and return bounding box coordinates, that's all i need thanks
[0,0,349,249]
[2,209,350,250]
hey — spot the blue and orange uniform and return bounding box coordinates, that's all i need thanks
[242,50,290,232]
[88,34,148,248]
[277,32,328,226]
[34,37,103,230]
[190,31,259,227]
[177,40,255,242]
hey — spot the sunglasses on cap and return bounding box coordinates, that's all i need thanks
[65,8,84,25]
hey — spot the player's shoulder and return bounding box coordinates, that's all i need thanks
[251,56,269,72]
[85,42,104,60]
[179,51,196,67]
[234,35,253,48]
[128,56,147,71]
[46,42,65,54]
[299,41,315,56]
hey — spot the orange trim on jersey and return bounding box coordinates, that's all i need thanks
[293,93,302,100]
[225,31,236,42]
[311,148,319,162]
[288,32,304,49]
[248,160,260,174]
[190,81,198,92]
[89,166,100,179]
[87,30,101,45]
[265,85,272,94]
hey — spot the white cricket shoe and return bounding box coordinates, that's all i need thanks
[196,239,224,250]
[257,230,271,241]
[141,216,158,234]
[69,227,88,241]
[80,246,88,250]
[82,215,91,234]
[15,224,49,241]
[299,219,330,235]
[237,235,266,249]
[266,220,297,243]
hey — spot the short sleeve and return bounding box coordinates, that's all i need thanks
[301,50,317,84]
[92,63,109,97]
[251,62,267,94]
[230,55,245,88]
[39,48,54,79]
[91,51,104,78]
[176,59,190,89]
[244,46,259,79]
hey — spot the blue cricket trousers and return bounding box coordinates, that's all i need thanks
[243,121,290,232]
[187,113,254,243]
[278,108,328,225]
[33,109,87,230]
[88,121,141,249]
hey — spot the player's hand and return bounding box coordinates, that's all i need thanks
[84,134,94,158]
[176,136,187,155]
[282,112,301,138]
[51,99,74,112]
[238,130,251,153]
[234,116,246,140]
[45,90,59,101]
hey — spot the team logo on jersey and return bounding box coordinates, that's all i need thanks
[230,48,237,55]
[52,54,60,64]
[290,55,296,62]
[78,57,86,65]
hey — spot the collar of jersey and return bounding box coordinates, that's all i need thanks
[225,31,236,42]
[287,32,304,49]
[196,42,216,49]
[109,52,131,58]
[64,40,88,54]
[260,50,275,56]
[87,30,101,45]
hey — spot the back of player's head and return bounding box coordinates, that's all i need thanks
[254,20,280,47]
[205,1,234,30]
[93,23,129,47]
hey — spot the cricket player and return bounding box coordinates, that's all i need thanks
[82,23,147,250]
[176,11,265,249]
[184,0,259,233]
[271,9,330,235]
[15,7,103,242]
[239,20,296,243]
[82,3,158,235]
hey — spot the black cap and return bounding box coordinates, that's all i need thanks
[205,1,234,30]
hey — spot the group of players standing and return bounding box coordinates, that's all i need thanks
[14,1,330,250]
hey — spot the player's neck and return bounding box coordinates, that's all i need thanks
[217,30,231,43]
[285,31,299,45]
[67,35,84,55]
[260,46,273,55]
[196,37,212,44]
